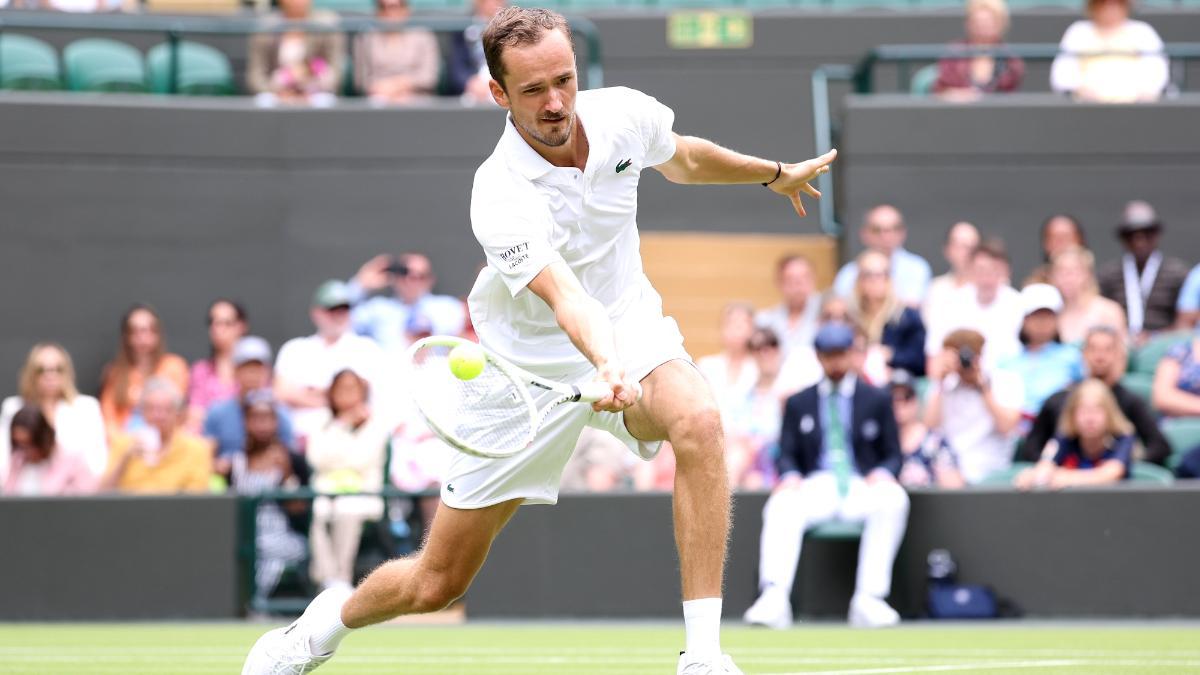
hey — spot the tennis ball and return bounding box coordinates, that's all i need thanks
[448,343,486,380]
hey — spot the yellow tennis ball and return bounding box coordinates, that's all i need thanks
[448,343,486,380]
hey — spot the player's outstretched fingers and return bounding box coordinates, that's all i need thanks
[801,182,821,199]
[790,193,806,217]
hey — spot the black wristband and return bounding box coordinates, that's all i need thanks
[762,160,782,187]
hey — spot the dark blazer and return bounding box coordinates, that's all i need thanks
[777,378,902,478]
[881,306,927,377]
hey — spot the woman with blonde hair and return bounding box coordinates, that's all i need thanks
[1015,378,1134,488]
[848,249,926,383]
[0,343,107,483]
[1050,246,1127,345]
[935,0,1024,98]
[99,304,189,440]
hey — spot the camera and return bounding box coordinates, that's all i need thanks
[385,258,409,277]
[958,346,975,370]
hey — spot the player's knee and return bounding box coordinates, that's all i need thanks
[412,572,470,613]
[670,405,724,458]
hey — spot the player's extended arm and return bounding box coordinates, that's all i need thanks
[652,133,837,217]
[527,261,637,413]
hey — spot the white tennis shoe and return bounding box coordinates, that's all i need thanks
[677,652,744,674]
[742,587,793,630]
[241,587,350,675]
[848,594,901,628]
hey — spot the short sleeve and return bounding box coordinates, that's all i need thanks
[1109,435,1134,475]
[1166,342,1191,363]
[629,89,677,167]
[1178,266,1200,312]
[990,370,1025,411]
[472,212,565,297]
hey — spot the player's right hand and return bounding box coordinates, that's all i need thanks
[592,365,639,413]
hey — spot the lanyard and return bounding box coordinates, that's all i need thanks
[1123,251,1161,335]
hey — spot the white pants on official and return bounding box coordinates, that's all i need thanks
[757,471,909,599]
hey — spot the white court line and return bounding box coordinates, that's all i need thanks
[769,660,1085,674]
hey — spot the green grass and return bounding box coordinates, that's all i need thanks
[0,622,1198,674]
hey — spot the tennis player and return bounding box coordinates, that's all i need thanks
[243,7,835,674]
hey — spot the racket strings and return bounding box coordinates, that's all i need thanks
[408,344,536,456]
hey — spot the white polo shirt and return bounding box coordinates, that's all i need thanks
[467,86,678,374]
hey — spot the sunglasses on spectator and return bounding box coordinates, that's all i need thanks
[401,271,432,281]
[36,364,65,375]
[859,268,889,279]
[326,304,352,313]
[208,317,241,328]
[869,223,902,234]
[749,339,779,352]
[892,389,915,402]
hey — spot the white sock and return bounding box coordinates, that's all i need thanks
[682,597,723,660]
[308,599,352,655]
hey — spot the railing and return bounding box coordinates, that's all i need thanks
[0,10,605,94]
[809,41,1200,239]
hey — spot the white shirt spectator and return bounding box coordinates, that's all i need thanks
[834,248,932,307]
[925,284,1023,368]
[0,395,107,482]
[1051,19,1168,102]
[274,332,390,441]
[934,370,1024,484]
[755,301,820,359]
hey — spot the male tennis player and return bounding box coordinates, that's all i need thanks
[243,7,835,674]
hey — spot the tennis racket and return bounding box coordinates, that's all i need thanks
[402,335,639,459]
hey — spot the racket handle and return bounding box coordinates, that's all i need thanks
[576,381,644,403]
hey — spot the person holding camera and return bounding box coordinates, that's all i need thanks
[924,329,1023,484]
[347,252,467,352]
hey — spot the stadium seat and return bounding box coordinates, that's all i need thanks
[1129,461,1174,484]
[1129,330,1189,375]
[978,462,1031,486]
[63,38,147,93]
[312,0,374,12]
[1161,417,1200,469]
[1120,372,1154,407]
[909,63,938,95]
[147,42,234,95]
[807,520,864,540]
[0,34,62,91]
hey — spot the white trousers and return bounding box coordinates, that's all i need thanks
[757,471,910,599]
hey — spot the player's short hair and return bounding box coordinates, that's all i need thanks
[482,6,572,89]
[969,238,1009,265]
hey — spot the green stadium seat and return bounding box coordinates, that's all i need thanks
[0,34,62,91]
[63,38,147,93]
[312,0,374,12]
[147,41,234,95]
[1129,461,1174,484]
[807,520,864,540]
[909,63,938,95]
[978,462,1032,486]
[1120,372,1155,410]
[1130,330,1189,375]
[1161,417,1200,469]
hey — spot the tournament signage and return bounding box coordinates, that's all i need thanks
[668,11,754,49]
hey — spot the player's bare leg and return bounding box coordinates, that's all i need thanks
[625,359,739,674]
[242,498,521,674]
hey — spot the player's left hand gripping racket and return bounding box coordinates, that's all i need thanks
[403,335,640,459]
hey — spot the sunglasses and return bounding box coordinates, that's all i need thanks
[401,271,432,281]
[209,317,241,328]
[892,390,915,402]
[326,304,352,314]
[749,341,779,352]
[36,364,65,375]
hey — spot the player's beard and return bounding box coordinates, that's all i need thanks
[518,110,574,148]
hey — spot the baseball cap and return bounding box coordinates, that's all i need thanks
[232,336,273,366]
[313,280,352,309]
[813,322,855,353]
[889,368,917,394]
[1020,283,1063,317]
[1117,200,1161,235]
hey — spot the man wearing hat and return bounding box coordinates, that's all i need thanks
[203,336,297,460]
[1097,200,1190,341]
[274,280,388,444]
[744,322,908,630]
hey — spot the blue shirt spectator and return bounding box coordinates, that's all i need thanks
[446,0,506,102]
[833,205,931,306]
[1177,263,1200,329]
[1000,284,1083,416]
[203,337,297,458]
[348,253,467,351]
[1015,378,1134,489]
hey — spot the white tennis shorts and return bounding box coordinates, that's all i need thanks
[440,306,691,509]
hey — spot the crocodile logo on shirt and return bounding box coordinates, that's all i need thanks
[616,158,633,173]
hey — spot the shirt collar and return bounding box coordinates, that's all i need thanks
[501,116,558,181]
[818,374,857,398]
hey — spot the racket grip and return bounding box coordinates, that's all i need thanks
[576,381,644,403]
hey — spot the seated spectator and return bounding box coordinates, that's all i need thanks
[275,280,388,445]
[926,239,1023,369]
[1175,263,1200,330]
[224,391,307,604]
[447,0,507,104]
[1151,328,1200,417]
[561,427,633,494]
[1052,247,1127,345]
[99,304,189,441]
[892,371,964,489]
[1019,325,1168,464]
[935,0,1024,100]
[922,221,980,326]
[820,293,850,324]
[834,205,931,307]
[1015,379,1134,488]
[756,255,821,359]
[723,328,790,490]
[1097,201,1189,343]
[1025,214,1087,286]
[205,336,296,460]
[925,329,1023,484]
[698,302,758,426]
[187,299,247,432]
[999,284,1082,418]
[247,0,344,107]
[102,378,212,494]
[848,249,927,383]
[307,369,388,591]
[2,406,97,496]
[354,0,439,105]
[349,253,467,352]
[0,343,107,483]
[744,322,907,630]
[1051,0,1168,103]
